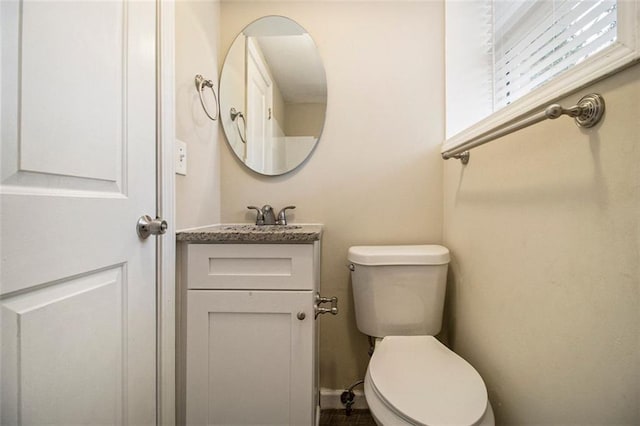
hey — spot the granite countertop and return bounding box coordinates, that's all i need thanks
[176,224,323,244]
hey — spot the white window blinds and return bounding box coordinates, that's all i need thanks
[493,0,618,109]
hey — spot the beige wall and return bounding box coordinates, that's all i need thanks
[219,1,445,389]
[284,102,326,137]
[443,64,640,424]
[175,0,221,230]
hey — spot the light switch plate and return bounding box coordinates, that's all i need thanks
[175,139,187,175]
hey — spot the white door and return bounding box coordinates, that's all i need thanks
[186,290,314,425]
[1,1,158,424]
[246,37,273,172]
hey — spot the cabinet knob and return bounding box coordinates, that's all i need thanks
[297,312,306,320]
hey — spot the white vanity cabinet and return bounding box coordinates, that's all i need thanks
[177,234,322,426]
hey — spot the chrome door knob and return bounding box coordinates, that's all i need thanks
[137,215,168,239]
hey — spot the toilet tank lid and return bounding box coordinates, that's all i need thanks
[348,245,450,266]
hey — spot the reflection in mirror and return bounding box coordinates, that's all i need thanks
[220,16,327,176]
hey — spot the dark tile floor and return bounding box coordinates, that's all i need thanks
[319,409,376,426]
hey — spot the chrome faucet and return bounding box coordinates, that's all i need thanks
[247,205,275,225]
[276,206,296,225]
[247,205,296,225]
[262,205,276,225]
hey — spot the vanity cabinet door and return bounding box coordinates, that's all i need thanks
[186,290,315,426]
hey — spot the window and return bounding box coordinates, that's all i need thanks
[494,0,617,109]
[445,0,640,151]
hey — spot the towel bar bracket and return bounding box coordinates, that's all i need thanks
[572,93,605,128]
[453,151,470,165]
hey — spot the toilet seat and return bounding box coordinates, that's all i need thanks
[367,336,488,426]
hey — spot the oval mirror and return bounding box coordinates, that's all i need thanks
[219,16,327,176]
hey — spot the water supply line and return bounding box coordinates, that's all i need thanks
[340,379,365,416]
[340,335,376,416]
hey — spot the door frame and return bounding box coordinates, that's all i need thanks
[158,0,176,424]
[246,37,274,172]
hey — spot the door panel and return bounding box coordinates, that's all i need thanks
[209,312,292,423]
[1,0,157,424]
[2,267,125,425]
[246,37,273,172]
[20,1,123,181]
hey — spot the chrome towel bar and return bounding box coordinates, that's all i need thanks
[442,93,605,164]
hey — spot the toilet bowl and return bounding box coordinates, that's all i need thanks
[364,336,494,426]
[347,245,494,426]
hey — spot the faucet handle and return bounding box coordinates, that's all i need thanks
[276,205,296,225]
[247,206,265,225]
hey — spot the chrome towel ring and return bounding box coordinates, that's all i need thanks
[230,107,247,144]
[194,74,218,121]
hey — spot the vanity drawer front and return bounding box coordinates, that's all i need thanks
[187,244,314,290]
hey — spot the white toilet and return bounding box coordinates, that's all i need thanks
[348,245,494,426]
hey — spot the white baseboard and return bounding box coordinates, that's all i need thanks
[320,388,369,410]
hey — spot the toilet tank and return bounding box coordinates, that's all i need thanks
[348,245,450,338]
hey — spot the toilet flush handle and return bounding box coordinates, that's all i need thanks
[315,293,338,319]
